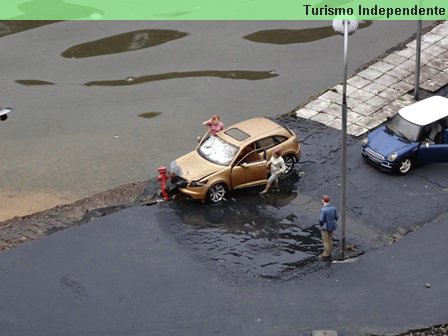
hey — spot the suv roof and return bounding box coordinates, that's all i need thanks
[399,96,448,126]
[219,117,284,145]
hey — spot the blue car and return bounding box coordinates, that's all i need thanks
[361,96,448,175]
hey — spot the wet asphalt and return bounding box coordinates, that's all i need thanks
[1,107,447,335]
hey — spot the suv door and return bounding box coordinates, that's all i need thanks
[231,147,267,189]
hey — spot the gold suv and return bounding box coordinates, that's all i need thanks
[169,117,301,203]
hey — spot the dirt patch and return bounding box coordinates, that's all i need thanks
[0,191,78,222]
[0,180,154,252]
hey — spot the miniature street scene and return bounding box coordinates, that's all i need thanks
[0,20,448,336]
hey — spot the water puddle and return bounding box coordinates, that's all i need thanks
[138,112,162,119]
[16,79,54,86]
[84,70,278,86]
[0,21,59,38]
[243,21,372,44]
[157,174,327,282]
[61,29,189,58]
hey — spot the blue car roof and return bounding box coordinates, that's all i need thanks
[399,96,448,126]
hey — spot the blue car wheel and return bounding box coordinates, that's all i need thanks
[397,158,413,175]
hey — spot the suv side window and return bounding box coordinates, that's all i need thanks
[256,137,276,149]
[256,136,287,149]
[274,136,287,144]
[236,143,258,163]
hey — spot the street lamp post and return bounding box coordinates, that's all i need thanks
[414,20,422,100]
[332,19,358,260]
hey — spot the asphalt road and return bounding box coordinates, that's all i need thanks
[0,20,436,220]
[1,102,447,335]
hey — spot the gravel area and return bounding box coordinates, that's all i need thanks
[398,324,448,336]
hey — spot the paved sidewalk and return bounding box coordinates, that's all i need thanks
[294,21,448,136]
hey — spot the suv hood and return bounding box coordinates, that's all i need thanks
[170,151,222,181]
[367,126,417,157]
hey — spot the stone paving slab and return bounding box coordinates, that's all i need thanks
[294,21,448,136]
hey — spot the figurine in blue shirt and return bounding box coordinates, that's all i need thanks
[319,195,339,260]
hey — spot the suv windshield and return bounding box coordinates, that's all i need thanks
[198,135,238,166]
[386,114,421,142]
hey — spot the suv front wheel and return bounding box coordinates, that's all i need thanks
[206,183,227,203]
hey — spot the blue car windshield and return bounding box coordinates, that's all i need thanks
[386,114,421,142]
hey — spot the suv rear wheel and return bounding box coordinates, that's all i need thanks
[283,155,296,175]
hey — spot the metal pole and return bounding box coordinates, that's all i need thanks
[339,21,348,260]
[414,20,422,100]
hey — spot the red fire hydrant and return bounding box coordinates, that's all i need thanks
[157,166,170,201]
